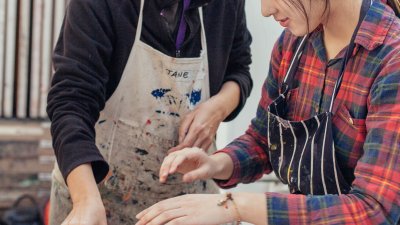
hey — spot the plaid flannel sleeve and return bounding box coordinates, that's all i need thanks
[216,51,400,224]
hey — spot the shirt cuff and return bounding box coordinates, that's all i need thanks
[57,142,109,184]
[265,192,308,224]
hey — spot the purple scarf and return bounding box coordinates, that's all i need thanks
[175,0,191,50]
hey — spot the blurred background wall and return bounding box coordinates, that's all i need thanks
[0,0,67,216]
[0,0,287,221]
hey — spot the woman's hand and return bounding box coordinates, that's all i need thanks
[61,197,107,225]
[160,148,234,183]
[159,147,218,183]
[169,81,241,153]
[136,193,268,225]
[169,98,225,153]
[135,194,236,225]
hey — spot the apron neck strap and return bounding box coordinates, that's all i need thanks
[281,35,308,94]
[135,0,207,53]
[328,0,372,112]
[198,7,207,53]
[281,0,372,113]
[135,0,145,43]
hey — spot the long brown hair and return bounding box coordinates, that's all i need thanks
[283,0,331,33]
[387,0,400,17]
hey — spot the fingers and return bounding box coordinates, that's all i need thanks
[178,126,197,148]
[168,113,196,154]
[165,216,188,225]
[136,198,183,225]
[200,140,212,153]
[136,208,185,225]
[182,164,211,182]
[178,113,195,144]
[168,143,188,154]
[193,136,213,152]
[136,205,151,220]
[181,122,213,149]
[168,135,210,154]
[160,148,206,183]
[169,154,187,174]
[159,154,177,183]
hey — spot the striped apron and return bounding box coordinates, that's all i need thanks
[267,0,371,195]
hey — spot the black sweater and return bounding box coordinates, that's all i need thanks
[47,0,253,183]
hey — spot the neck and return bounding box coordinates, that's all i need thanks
[322,0,363,60]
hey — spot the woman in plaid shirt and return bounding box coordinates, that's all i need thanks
[136,0,400,224]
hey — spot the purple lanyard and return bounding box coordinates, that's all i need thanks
[176,0,191,50]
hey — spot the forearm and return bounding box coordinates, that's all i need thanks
[66,163,102,203]
[210,81,240,120]
[48,0,112,184]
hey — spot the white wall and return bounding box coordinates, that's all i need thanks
[216,1,283,148]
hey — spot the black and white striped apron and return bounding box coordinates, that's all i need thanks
[267,0,371,196]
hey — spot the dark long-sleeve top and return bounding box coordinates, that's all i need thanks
[47,0,253,183]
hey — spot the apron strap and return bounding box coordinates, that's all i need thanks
[135,0,207,55]
[135,0,146,43]
[198,7,207,55]
[328,0,372,112]
[281,35,308,94]
[282,0,372,111]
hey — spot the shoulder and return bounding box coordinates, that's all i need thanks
[370,12,400,76]
[383,16,400,54]
[67,0,108,11]
[67,0,137,17]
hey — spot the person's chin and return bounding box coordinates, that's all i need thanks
[287,27,308,37]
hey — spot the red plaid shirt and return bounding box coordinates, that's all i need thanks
[216,0,400,224]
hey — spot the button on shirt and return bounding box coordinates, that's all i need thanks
[215,1,400,224]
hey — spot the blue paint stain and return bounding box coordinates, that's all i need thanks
[187,89,202,105]
[151,88,171,99]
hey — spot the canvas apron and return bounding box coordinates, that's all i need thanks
[267,0,370,196]
[49,0,218,223]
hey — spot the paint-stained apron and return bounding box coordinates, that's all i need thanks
[267,0,370,196]
[49,0,218,223]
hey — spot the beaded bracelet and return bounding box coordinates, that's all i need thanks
[217,192,242,225]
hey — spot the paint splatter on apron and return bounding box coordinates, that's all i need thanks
[49,0,218,223]
[267,0,371,196]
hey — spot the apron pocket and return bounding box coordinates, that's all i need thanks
[332,106,366,169]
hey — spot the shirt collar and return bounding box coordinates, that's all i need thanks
[355,0,395,51]
[308,0,395,62]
